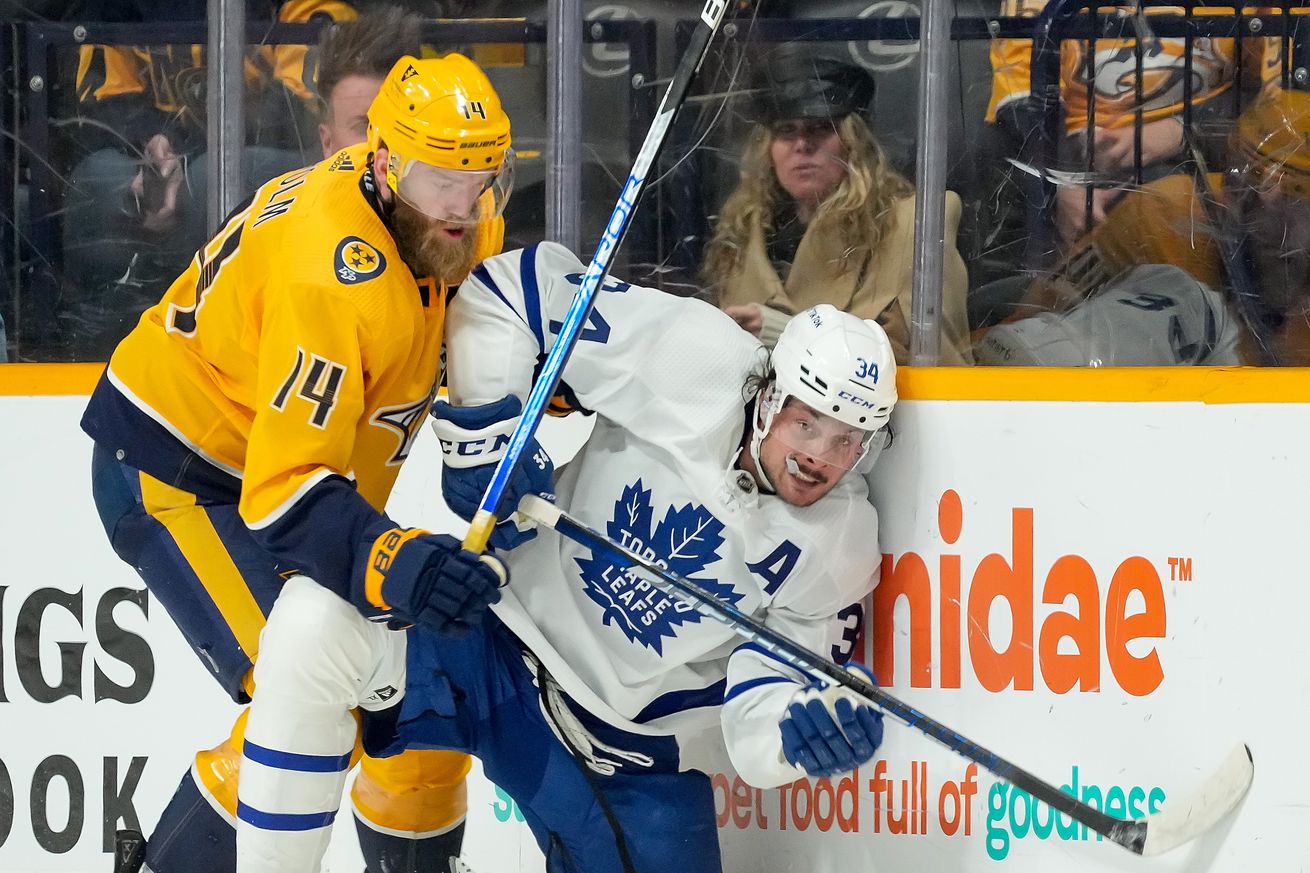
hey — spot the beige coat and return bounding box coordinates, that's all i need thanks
[716,193,973,365]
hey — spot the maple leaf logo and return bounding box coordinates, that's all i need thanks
[574,479,739,653]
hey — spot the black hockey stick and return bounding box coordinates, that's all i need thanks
[462,0,735,552]
[517,495,1254,857]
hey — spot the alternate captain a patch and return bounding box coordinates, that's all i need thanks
[335,236,387,284]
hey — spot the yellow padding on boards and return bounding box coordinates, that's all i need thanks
[138,472,266,664]
[353,750,471,835]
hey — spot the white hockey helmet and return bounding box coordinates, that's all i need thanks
[750,305,898,487]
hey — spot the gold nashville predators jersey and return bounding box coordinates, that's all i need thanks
[985,0,1285,131]
[84,141,502,542]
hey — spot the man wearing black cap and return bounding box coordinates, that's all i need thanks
[702,44,973,363]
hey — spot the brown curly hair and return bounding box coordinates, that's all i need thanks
[702,113,912,291]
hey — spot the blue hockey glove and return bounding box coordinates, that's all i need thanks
[779,664,885,779]
[430,395,556,550]
[375,531,507,635]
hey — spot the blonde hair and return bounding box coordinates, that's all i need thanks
[702,113,913,289]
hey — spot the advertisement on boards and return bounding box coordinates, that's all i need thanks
[710,399,1310,871]
[1,394,1307,871]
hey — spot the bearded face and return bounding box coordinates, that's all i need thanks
[389,195,479,286]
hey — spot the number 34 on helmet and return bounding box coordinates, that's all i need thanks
[367,53,515,226]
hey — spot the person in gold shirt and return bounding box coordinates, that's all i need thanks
[981,90,1310,367]
[61,1,359,360]
[983,0,1285,248]
[82,54,549,873]
[702,45,972,365]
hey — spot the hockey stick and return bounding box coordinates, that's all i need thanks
[461,0,735,552]
[517,495,1255,858]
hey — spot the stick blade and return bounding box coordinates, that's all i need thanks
[1139,743,1254,857]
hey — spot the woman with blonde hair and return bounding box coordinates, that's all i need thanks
[704,46,972,363]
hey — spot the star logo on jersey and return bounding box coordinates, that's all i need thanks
[334,236,387,285]
[370,393,434,466]
[574,480,737,654]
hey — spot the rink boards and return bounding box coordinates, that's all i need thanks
[0,365,1306,872]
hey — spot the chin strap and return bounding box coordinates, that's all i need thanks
[747,390,778,495]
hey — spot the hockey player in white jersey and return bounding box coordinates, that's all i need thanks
[237,242,894,873]
[975,263,1243,366]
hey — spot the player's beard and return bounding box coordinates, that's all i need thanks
[390,197,478,285]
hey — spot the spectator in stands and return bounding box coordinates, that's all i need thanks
[972,262,1245,365]
[980,0,1285,254]
[702,45,972,364]
[58,1,357,360]
[314,5,422,159]
[979,89,1310,366]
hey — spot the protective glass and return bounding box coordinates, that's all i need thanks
[770,118,839,142]
[392,148,516,225]
[1238,157,1310,202]
[768,403,876,471]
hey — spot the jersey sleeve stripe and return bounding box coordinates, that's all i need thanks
[734,641,791,667]
[244,467,343,530]
[470,264,531,332]
[632,677,727,723]
[734,641,809,680]
[723,674,794,704]
[519,243,545,350]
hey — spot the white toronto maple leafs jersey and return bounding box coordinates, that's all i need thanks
[445,242,883,788]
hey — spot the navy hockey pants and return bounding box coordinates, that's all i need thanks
[366,614,724,873]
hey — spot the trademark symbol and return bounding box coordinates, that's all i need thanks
[1167,556,1193,582]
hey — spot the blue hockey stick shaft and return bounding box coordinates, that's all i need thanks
[516,495,1254,857]
[462,0,734,551]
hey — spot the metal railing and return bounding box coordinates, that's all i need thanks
[1028,0,1310,270]
[7,6,1310,363]
[9,15,656,360]
[672,7,1308,364]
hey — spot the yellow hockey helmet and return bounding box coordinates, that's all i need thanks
[367,53,514,225]
[1234,89,1310,200]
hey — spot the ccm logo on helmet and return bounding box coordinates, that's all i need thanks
[838,389,878,408]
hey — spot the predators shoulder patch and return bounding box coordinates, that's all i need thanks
[335,236,387,284]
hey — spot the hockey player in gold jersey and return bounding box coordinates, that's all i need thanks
[83,53,548,873]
